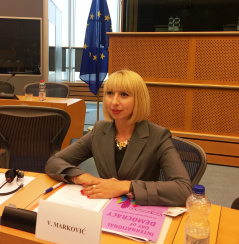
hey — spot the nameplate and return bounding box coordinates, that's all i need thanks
[35,199,102,244]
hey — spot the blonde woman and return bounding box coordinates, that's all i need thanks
[45,70,192,206]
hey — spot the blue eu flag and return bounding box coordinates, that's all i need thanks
[80,0,112,95]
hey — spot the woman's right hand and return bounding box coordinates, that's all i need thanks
[70,173,103,185]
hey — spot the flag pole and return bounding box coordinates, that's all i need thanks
[79,0,111,118]
[97,90,99,121]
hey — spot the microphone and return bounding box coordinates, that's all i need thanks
[4,72,16,82]
[5,169,18,183]
[0,169,24,195]
[1,205,37,234]
[0,169,18,189]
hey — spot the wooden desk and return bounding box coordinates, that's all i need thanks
[0,169,238,244]
[0,96,86,149]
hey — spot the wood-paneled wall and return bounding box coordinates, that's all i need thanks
[108,32,239,167]
[65,82,103,102]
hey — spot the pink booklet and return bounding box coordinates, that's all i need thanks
[102,196,168,242]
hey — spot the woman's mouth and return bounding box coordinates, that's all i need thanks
[112,109,121,114]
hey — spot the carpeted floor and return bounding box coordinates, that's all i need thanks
[199,164,239,208]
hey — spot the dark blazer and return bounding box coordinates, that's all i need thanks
[45,120,192,206]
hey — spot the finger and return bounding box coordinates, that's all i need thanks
[81,185,98,195]
[82,180,101,187]
[85,183,99,189]
[82,182,95,187]
[110,177,118,181]
[87,192,109,199]
[86,192,102,199]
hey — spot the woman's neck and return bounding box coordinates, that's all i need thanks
[115,121,136,141]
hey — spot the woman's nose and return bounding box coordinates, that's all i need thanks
[112,94,119,104]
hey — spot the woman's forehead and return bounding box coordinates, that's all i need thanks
[105,86,134,93]
[105,81,134,91]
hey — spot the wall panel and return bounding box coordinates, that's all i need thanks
[108,32,239,166]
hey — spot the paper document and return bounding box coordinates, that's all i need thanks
[43,184,109,212]
[0,173,35,205]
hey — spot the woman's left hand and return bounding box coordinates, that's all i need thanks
[81,178,131,199]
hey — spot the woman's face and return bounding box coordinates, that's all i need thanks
[104,89,135,123]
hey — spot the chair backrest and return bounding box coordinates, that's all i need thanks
[0,81,15,94]
[159,136,207,186]
[23,82,69,98]
[0,105,71,173]
[231,197,239,210]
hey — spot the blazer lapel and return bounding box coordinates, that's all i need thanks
[117,121,149,180]
[101,122,118,178]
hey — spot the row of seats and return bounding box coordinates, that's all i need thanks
[0,81,69,98]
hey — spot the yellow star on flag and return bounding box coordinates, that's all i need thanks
[83,43,88,50]
[100,53,105,60]
[105,15,110,21]
[90,13,94,19]
[93,55,97,61]
[98,11,102,18]
[89,52,91,57]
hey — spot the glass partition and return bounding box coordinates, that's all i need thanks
[0,17,41,75]
[123,0,239,32]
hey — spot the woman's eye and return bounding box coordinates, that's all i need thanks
[107,91,113,95]
[121,92,128,97]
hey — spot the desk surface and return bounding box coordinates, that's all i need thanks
[0,96,86,149]
[16,95,82,106]
[0,169,238,244]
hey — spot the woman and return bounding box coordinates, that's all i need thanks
[45,70,192,206]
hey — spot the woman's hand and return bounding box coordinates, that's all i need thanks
[81,178,131,199]
[69,173,103,185]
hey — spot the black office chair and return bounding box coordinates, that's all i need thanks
[23,82,69,98]
[0,81,15,94]
[231,197,239,210]
[0,105,71,173]
[159,136,207,186]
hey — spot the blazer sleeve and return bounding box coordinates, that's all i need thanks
[45,129,94,182]
[130,125,192,207]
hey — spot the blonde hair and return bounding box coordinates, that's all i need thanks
[103,70,150,124]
